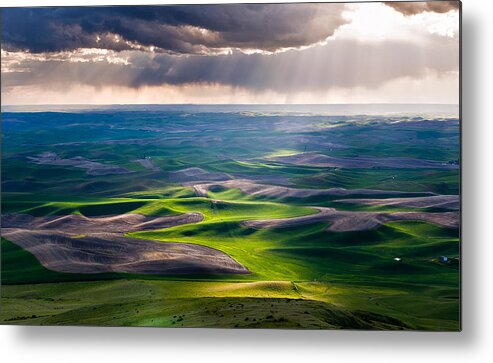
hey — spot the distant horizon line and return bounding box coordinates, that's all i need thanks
[2,103,460,107]
[1,102,460,106]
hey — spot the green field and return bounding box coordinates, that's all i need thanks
[1,106,460,330]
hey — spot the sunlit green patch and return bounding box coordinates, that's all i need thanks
[264,149,301,158]
[0,279,458,330]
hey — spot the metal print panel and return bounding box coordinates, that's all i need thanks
[0,1,461,330]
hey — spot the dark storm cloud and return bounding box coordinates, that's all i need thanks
[1,4,347,54]
[2,36,458,93]
[384,1,460,16]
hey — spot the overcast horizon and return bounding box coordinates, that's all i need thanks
[1,1,460,105]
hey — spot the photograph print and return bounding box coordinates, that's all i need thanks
[0,1,461,330]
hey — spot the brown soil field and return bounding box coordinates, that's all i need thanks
[1,212,248,275]
[191,179,435,199]
[1,213,204,234]
[2,228,249,275]
[270,153,459,169]
[28,152,131,176]
[244,207,459,232]
[335,195,459,210]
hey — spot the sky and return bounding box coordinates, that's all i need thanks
[0,1,460,105]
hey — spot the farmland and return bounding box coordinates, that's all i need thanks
[1,104,460,330]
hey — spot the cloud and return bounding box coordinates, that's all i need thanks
[0,72,460,105]
[0,3,459,105]
[2,35,458,94]
[384,1,460,16]
[1,4,347,54]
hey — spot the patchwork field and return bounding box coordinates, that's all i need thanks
[1,105,460,330]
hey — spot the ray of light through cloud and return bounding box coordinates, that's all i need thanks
[0,1,460,105]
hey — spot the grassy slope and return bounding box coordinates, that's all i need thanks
[0,278,455,330]
[2,195,460,330]
[1,112,460,330]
